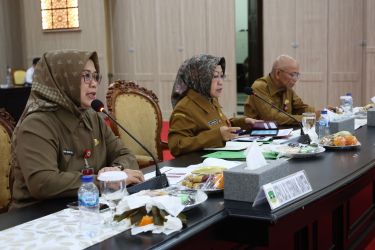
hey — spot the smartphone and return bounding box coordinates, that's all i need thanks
[250,129,279,136]
[67,201,110,212]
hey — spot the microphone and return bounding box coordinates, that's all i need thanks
[91,99,169,194]
[244,87,311,144]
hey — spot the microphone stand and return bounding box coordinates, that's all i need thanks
[97,108,169,194]
[250,91,311,144]
[102,109,162,176]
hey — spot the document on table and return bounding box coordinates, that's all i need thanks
[144,158,243,185]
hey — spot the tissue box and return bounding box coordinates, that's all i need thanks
[223,159,290,203]
[329,117,355,134]
[315,117,355,134]
[368,108,375,126]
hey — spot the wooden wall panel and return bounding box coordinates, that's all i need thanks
[364,0,375,103]
[263,0,296,73]
[295,0,328,109]
[0,0,24,84]
[110,0,237,119]
[328,0,364,106]
[264,0,366,109]
[207,0,236,118]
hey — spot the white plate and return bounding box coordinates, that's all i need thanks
[323,142,361,150]
[278,146,326,158]
[164,187,208,211]
[182,190,208,211]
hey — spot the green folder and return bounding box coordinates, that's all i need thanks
[202,150,279,160]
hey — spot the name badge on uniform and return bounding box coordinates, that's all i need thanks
[63,149,74,156]
[208,119,220,126]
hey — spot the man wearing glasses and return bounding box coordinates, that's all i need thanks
[244,54,316,125]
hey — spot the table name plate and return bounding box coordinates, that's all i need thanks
[253,170,312,210]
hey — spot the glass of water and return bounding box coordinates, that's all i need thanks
[302,112,316,132]
[98,171,128,224]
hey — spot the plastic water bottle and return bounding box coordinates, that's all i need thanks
[340,93,353,115]
[317,110,330,139]
[345,93,353,113]
[78,175,101,237]
[5,66,12,87]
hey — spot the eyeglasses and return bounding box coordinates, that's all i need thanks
[212,74,226,81]
[81,71,102,84]
[279,69,301,80]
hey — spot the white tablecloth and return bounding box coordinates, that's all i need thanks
[0,209,130,250]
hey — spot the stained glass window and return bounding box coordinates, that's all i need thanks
[41,0,79,30]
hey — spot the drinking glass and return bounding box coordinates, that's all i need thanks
[302,112,316,132]
[98,171,128,224]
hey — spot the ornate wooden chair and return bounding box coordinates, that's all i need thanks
[106,80,167,169]
[0,108,15,213]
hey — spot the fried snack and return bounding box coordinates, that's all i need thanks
[181,172,224,190]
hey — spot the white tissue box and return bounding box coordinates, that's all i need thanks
[223,160,289,203]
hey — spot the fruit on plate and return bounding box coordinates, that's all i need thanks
[214,173,224,189]
[320,131,359,146]
[333,136,346,146]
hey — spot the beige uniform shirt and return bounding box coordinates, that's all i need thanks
[244,75,315,125]
[11,108,138,208]
[168,89,247,156]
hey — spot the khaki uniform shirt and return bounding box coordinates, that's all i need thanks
[168,89,247,156]
[244,75,315,125]
[11,108,138,208]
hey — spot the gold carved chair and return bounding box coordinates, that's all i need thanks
[0,108,15,213]
[106,80,167,169]
[13,69,26,85]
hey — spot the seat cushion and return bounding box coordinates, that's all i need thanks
[115,94,158,158]
[0,125,12,210]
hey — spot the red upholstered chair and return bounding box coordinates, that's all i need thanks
[106,80,168,169]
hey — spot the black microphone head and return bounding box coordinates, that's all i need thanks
[91,99,104,112]
[243,87,254,95]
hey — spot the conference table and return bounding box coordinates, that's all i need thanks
[1,126,375,249]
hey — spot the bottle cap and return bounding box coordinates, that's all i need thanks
[321,110,328,114]
[81,175,94,183]
[346,93,352,96]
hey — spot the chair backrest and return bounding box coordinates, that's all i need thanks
[13,69,26,85]
[106,81,164,166]
[0,108,15,213]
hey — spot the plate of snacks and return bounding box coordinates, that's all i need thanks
[277,143,325,158]
[180,166,225,193]
[320,131,361,150]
